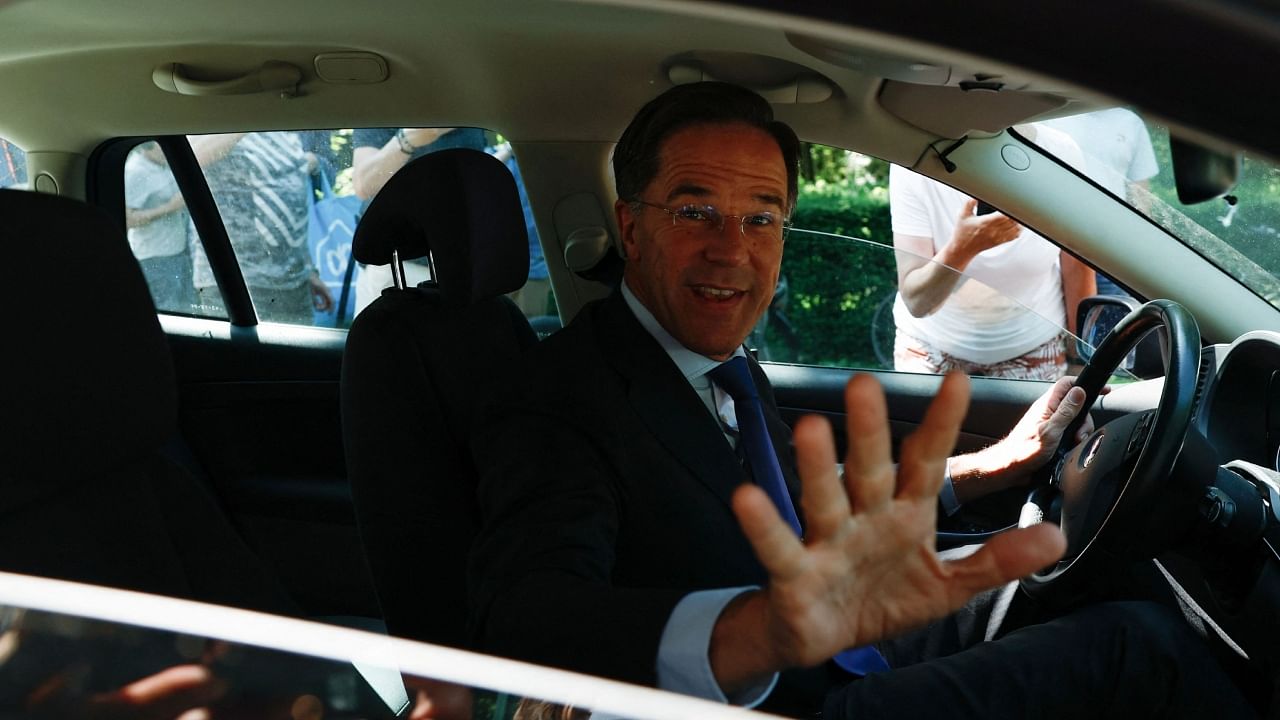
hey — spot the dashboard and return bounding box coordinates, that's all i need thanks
[1198,331,1280,471]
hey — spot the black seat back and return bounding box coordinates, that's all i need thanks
[341,149,537,646]
[0,188,297,615]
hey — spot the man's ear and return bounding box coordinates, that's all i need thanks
[615,198,640,261]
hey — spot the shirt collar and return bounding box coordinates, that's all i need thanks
[621,281,745,382]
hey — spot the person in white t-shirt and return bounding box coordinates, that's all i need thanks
[125,142,193,313]
[1040,108,1158,296]
[889,125,1095,380]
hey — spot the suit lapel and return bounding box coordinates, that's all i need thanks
[591,293,747,511]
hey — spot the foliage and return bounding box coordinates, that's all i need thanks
[764,177,897,368]
[798,141,890,188]
[790,179,892,246]
[328,129,356,196]
[1144,127,1280,299]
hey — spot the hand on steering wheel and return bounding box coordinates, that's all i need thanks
[1021,300,1205,601]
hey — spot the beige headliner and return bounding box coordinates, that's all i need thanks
[0,0,1100,159]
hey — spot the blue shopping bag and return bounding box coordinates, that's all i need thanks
[307,170,363,327]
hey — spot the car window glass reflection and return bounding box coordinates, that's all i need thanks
[0,606,401,718]
[0,604,652,720]
[0,138,25,189]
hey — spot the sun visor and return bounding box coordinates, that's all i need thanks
[879,80,1067,139]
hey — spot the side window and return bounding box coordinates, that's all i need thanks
[769,143,1079,382]
[121,129,552,330]
[1,138,26,188]
[187,131,352,326]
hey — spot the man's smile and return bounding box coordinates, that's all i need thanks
[691,284,746,302]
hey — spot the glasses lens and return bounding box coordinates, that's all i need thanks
[672,204,718,229]
[657,202,786,243]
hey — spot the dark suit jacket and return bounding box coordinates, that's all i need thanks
[469,291,827,713]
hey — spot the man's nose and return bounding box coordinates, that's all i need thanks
[703,217,750,264]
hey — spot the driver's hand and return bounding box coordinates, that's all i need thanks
[1008,375,1094,465]
[946,376,1104,503]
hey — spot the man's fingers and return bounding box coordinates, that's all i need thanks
[842,374,896,512]
[733,483,806,582]
[1044,376,1075,412]
[793,414,850,539]
[896,372,969,500]
[945,524,1066,602]
[1045,386,1088,443]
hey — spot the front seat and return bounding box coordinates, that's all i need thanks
[0,188,297,616]
[341,149,537,647]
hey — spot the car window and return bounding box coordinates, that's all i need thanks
[0,138,26,188]
[772,143,1093,383]
[122,129,554,329]
[0,575,761,720]
[1030,108,1280,311]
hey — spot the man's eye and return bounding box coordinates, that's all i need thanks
[744,213,776,227]
[674,205,712,222]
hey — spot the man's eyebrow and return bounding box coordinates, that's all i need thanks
[754,192,786,210]
[664,185,787,210]
[664,183,711,201]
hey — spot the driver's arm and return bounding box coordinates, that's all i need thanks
[945,377,1090,505]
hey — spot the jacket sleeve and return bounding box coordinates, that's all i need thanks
[467,400,686,686]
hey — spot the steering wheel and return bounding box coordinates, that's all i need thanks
[1020,299,1203,600]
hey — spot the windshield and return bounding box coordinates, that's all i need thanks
[1031,109,1280,308]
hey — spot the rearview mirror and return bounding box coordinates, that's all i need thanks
[1170,135,1240,205]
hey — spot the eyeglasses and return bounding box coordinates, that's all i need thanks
[631,199,789,243]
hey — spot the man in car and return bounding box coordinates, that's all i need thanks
[468,82,1254,718]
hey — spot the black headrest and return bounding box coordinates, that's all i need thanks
[0,189,176,480]
[353,148,530,304]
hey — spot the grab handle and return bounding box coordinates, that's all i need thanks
[153,61,302,98]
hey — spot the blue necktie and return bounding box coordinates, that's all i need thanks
[709,356,890,676]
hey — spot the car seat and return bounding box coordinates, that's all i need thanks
[341,149,536,647]
[0,188,298,616]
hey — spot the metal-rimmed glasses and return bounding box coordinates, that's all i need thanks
[631,199,790,244]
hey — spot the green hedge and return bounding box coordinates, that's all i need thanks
[765,183,897,368]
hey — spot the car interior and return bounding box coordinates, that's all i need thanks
[0,0,1278,715]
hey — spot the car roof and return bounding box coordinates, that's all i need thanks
[1,0,1275,162]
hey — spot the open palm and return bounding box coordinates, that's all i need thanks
[733,372,1067,668]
